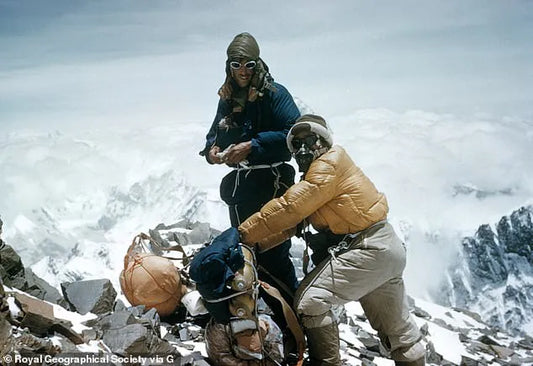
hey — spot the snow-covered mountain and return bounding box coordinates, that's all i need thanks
[9,168,226,291]
[437,205,533,336]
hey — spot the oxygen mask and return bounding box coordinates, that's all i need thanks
[292,134,319,173]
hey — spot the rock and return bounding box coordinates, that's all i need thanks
[517,335,533,350]
[0,242,66,307]
[181,352,210,366]
[81,328,98,342]
[477,334,501,347]
[102,323,177,355]
[54,334,78,353]
[441,206,533,336]
[458,331,469,343]
[460,355,482,366]
[113,298,127,312]
[358,347,381,360]
[0,278,13,357]
[94,310,137,331]
[149,228,170,249]
[490,344,514,358]
[151,220,220,248]
[172,231,191,246]
[24,268,68,308]
[360,359,378,366]
[14,291,55,336]
[0,243,25,283]
[13,292,83,344]
[462,224,508,286]
[356,329,380,352]
[179,327,189,341]
[128,304,147,317]
[433,317,454,331]
[61,279,117,315]
[140,307,161,335]
[187,222,213,244]
[191,358,211,365]
[497,207,533,262]
[510,355,533,365]
[452,307,484,323]
[467,340,492,355]
[413,305,431,319]
[15,329,60,355]
[426,341,443,364]
[420,322,429,337]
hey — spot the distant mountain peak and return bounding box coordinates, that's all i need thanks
[439,205,533,336]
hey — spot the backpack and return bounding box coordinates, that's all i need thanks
[119,233,185,317]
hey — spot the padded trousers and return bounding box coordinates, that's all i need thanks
[294,222,423,364]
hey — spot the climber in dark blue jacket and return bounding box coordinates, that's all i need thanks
[205,81,298,166]
[200,32,300,322]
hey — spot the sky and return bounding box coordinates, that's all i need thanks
[1,1,533,301]
[1,0,532,133]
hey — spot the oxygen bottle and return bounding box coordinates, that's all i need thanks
[229,245,256,318]
[230,245,255,292]
[229,293,256,318]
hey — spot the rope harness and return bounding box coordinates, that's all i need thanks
[231,161,286,198]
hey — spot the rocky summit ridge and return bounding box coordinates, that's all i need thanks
[1,217,533,366]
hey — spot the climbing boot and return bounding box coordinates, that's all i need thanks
[394,357,425,366]
[392,340,426,366]
[304,321,341,366]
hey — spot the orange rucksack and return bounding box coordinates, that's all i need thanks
[119,233,185,317]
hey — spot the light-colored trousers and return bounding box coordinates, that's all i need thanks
[294,222,421,352]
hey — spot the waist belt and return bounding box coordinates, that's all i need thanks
[230,161,287,198]
[327,220,388,260]
[232,161,285,170]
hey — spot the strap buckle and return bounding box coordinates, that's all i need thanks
[327,239,351,261]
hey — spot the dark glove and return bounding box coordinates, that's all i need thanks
[308,232,331,265]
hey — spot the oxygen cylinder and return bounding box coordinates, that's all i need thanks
[229,293,255,318]
[229,245,256,318]
[230,245,255,292]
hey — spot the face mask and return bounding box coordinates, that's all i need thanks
[295,145,315,173]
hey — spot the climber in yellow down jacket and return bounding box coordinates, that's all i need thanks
[239,114,425,366]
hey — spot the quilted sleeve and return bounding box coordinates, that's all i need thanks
[239,159,337,252]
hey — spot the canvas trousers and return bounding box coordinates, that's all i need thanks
[294,222,422,361]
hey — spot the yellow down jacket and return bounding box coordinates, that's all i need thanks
[238,145,388,252]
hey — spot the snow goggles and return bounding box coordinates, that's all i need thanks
[291,134,319,150]
[229,60,257,70]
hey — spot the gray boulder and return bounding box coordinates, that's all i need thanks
[0,242,67,308]
[91,310,137,333]
[102,323,176,356]
[187,222,213,244]
[61,279,117,315]
[0,278,13,358]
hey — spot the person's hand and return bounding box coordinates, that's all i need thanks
[218,82,232,100]
[224,141,252,164]
[208,145,224,164]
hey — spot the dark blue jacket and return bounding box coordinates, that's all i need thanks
[189,227,244,324]
[202,82,300,165]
